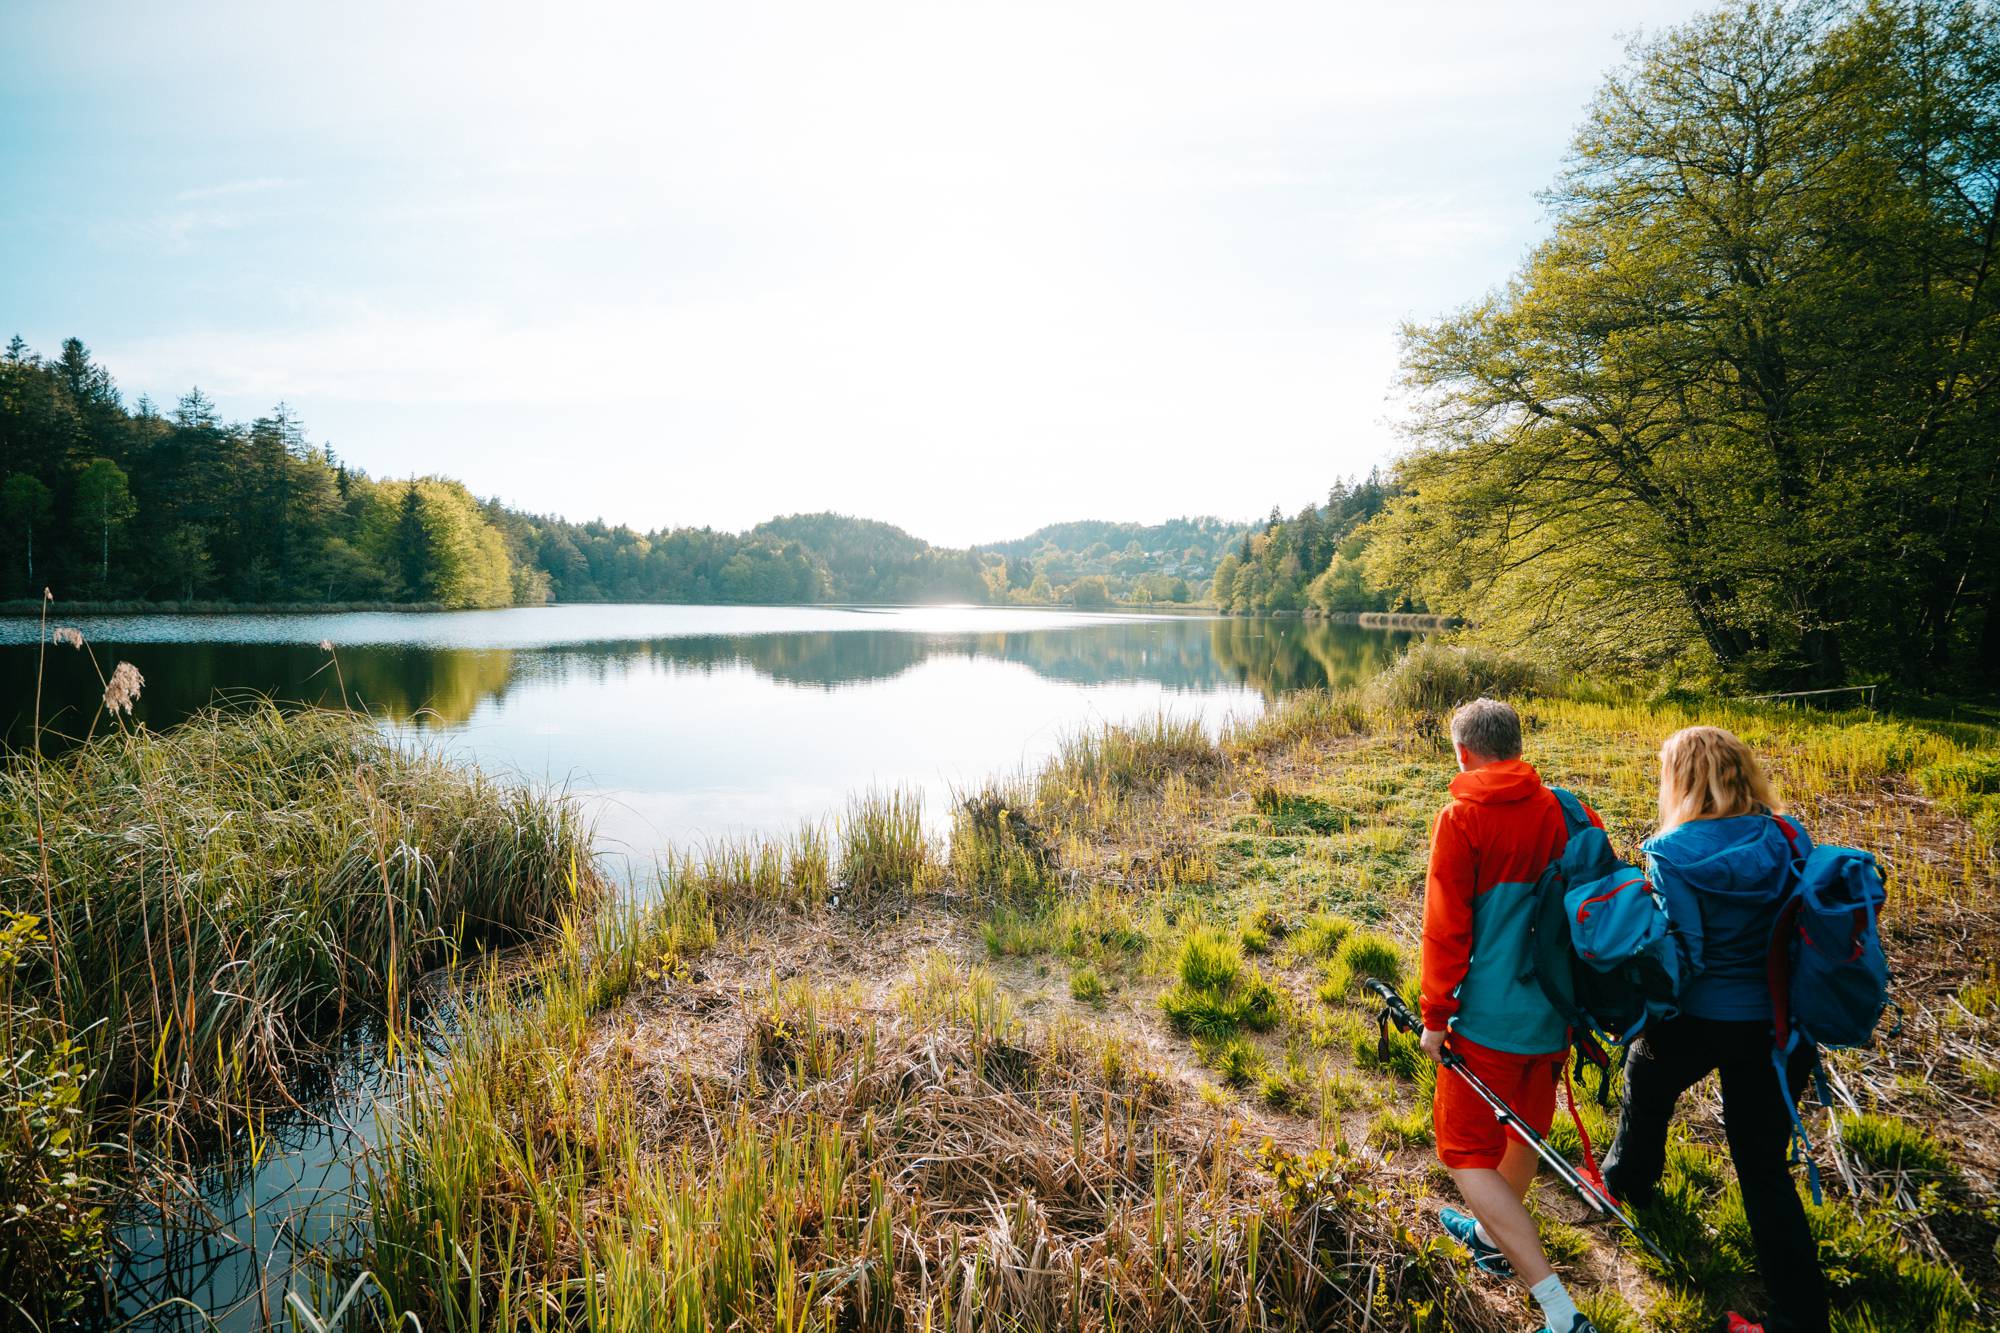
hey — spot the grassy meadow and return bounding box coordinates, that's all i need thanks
[353,644,2000,1332]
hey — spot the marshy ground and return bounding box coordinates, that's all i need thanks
[357,661,2000,1332]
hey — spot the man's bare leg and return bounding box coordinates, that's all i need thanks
[1497,1135,1537,1196]
[1449,1152,1553,1286]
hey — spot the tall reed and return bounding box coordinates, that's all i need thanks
[0,694,601,1307]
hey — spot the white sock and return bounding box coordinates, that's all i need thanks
[1472,1219,1498,1249]
[1530,1274,1579,1331]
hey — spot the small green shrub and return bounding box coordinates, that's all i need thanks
[1290,913,1355,960]
[1258,1057,1313,1113]
[1198,1035,1265,1088]
[1645,685,1706,712]
[1162,971,1282,1038]
[982,906,1055,957]
[1068,966,1107,1005]
[0,913,108,1312]
[1805,1197,1976,1330]
[1161,930,1282,1037]
[1367,640,1547,713]
[1961,1056,2000,1099]
[1354,1022,1426,1081]
[1230,689,1369,751]
[1914,754,2000,797]
[1044,715,1222,796]
[1251,786,1347,834]
[1338,931,1404,988]
[1177,928,1243,993]
[1574,1291,1645,1333]
[1320,930,1404,1001]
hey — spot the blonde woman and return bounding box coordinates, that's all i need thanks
[1600,727,1827,1333]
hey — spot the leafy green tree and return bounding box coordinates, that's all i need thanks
[162,524,209,601]
[72,458,133,588]
[1379,0,1999,685]
[1068,575,1112,608]
[0,474,52,593]
[1210,554,1241,609]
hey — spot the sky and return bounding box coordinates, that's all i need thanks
[0,1,1710,548]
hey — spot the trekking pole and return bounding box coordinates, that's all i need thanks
[1364,979,1673,1269]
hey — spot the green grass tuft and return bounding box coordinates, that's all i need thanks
[839,787,936,898]
[1838,1112,1957,1183]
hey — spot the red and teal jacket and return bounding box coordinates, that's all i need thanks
[1419,759,1603,1056]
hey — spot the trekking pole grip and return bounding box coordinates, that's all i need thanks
[1365,978,1418,1033]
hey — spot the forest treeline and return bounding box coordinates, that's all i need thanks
[2,335,1409,614]
[0,338,1268,612]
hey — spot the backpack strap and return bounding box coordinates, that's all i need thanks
[1765,839,1824,1206]
[1766,894,1804,1052]
[1549,786,1593,839]
[1772,1034,1827,1206]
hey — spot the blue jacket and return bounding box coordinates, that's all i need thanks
[1643,813,1809,1022]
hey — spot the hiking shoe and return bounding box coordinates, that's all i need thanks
[1438,1205,1513,1277]
[1725,1315,1765,1333]
[1540,1317,1598,1333]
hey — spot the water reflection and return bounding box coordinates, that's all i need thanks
[3,613,1411,746]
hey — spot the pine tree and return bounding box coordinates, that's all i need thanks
[394,484,435,602]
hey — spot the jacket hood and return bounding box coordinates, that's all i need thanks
[1448,758,1545,805]
[1643,815,1794,901]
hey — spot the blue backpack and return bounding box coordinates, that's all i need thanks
[1527,790,1683,1084]
[1767,816,1895,1201]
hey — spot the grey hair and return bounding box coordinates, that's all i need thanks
[1450,696,1522,761]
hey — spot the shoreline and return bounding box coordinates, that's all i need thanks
[0,597,1229,619]
[361,685,1999,1330]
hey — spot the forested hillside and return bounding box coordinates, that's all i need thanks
[0,338,1255,610]
[1209,473,1403,615]
[979,517,1245,604]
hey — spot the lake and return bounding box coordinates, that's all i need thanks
[3,604,1412,878]
[0,604,1413,1329]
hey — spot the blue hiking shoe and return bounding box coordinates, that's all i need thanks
[1438,1205,1513,1277]
[1541,1317,1599,1333]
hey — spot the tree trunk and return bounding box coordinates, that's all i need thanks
[1980,592,2000,684]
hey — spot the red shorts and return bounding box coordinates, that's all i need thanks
[1432,1034,1564,1170]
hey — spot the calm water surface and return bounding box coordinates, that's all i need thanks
[4,604,1410,874]
[0,604,1412,1329]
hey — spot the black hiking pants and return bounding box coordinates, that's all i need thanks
[1600,1015,1829,1333]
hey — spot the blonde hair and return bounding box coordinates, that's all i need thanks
[1657,725,1781,833]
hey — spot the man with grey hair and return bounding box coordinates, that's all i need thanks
[1419,696,1604,1333]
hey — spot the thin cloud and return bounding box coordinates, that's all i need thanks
[174,176,291,202]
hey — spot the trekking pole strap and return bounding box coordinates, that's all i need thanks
[1563,1055,1606,1192]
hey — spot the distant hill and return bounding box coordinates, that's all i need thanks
[976,516,1250,599]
